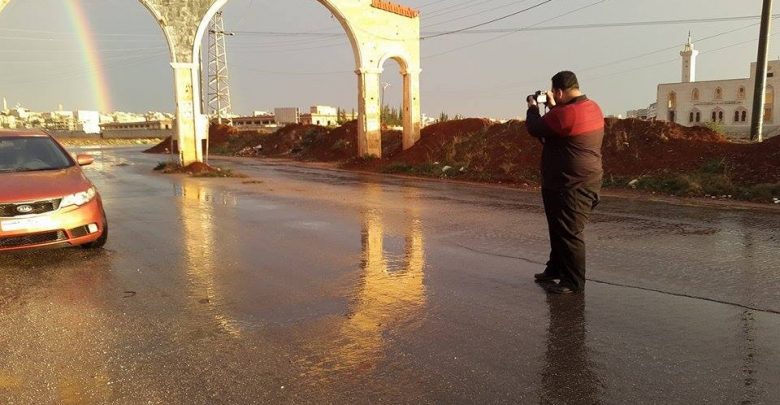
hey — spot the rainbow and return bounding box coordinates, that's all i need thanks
[64,0,112,112]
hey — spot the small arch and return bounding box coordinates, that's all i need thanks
[689,108,701,123]
[376,52,412,75]
[712,107,724,123]
[668,91,677,109]
[737,86,746,100]
[734,107,748,123]
[692,88,699,101]
[714,87,723,100]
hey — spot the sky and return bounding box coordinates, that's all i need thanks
[0,0,777,119]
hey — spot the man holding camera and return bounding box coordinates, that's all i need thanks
[525,71,604,294]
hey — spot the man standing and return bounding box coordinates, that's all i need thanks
[525,71,604,294]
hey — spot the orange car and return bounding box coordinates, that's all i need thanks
[0,130,107,251]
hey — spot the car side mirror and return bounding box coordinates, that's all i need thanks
[76,154,94,166]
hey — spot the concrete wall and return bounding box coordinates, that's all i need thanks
[102,128,175,139]
[47,130,92,138]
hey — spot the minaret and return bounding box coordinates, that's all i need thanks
[680,31,698,83]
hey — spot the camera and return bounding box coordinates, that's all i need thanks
[528,90,548,105]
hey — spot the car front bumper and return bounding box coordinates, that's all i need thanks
[0,197,106,251]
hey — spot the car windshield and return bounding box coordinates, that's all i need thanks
[0,137,73,173]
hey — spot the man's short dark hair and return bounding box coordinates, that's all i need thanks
[551,71,580,91]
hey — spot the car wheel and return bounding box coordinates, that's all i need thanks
[81,222,108,249]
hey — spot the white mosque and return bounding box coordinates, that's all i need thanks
[652,34,780,138]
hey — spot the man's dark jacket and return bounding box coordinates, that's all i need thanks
[526,95,605,190]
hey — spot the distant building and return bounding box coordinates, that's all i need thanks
[274,107,300,125]
[75,110,100,134]
[112,112,147,123]
[626,104,656,120]
[100,119,174,139]
[232,114,276,130]
[0,114,16,129]
[656,33,779,138]
[299,106,338,126]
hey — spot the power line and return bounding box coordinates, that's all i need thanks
[578,20,771,74]
[423,0,608,58]
[425,0,534,28]
[418,0,459,10]
[422,0,554,39]
[231,15,779,38]
[424,0,509,19]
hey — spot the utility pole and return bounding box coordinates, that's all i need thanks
[751,0,773,142]
[381,82,391,123]
[208,11,234,125]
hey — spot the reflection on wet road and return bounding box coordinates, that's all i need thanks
[307,184,426,377]
[0,147,778,403]
[176,180,242,336]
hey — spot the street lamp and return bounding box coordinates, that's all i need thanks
[381,82,391,108]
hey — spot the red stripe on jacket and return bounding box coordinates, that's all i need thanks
[543,98,604,136]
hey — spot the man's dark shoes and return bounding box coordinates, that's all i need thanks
[534,272,559,282]
[545,283,581,295]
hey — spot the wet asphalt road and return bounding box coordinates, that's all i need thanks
[1,146,779,404]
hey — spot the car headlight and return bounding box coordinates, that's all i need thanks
[61,187,96,208]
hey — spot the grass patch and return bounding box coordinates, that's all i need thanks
[381,162,439,175]
[191,168,245,178]
[627,159,779,203]
[153,162,245,178]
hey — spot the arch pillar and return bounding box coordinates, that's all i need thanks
[402,68,421,150]
[171,62,208,164]
[138,0,219,166]
[356,68,383,157]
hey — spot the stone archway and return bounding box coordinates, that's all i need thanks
[0,0,421,164]
[158,0,422,163]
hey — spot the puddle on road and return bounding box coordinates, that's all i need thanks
[301,185,429,380]
[173,182,239,207]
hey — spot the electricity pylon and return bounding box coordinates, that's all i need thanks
[207,11,234,124]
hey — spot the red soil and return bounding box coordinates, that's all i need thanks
[145,118,780,186]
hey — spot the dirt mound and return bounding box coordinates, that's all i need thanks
[602,118,728,178]
[209,123,238,146]
[144,136,176,154]
[144,117,779,190]
[144,123,238,154]
[249,124,329,157]
[294,121,358,161]
[181,162,218,175]
[395,118,493,164]
[342,117,778,189]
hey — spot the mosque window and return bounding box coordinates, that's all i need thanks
[737,87,746,100]
[692,88,699,101]
[714,87,723,100]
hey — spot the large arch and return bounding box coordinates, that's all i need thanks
[144,0,421,163]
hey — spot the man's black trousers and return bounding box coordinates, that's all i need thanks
[541,185,600,291]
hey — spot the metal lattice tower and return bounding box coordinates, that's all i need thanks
[207,11,233,124]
